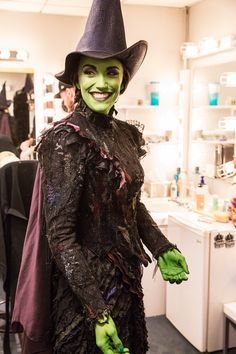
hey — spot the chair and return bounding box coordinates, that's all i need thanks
[223,302,236,354]
[0,160,38,354]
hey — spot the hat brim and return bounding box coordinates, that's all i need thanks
[54,91,62,99]
[56,40,148,91]
[0,99,12,110]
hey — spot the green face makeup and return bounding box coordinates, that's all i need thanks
[77,56,124,115]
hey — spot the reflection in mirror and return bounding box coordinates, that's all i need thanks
[190,60,236,180]
[0,69,35,156]
[43,73,71,128]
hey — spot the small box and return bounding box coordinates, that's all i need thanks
[143,181,171,198]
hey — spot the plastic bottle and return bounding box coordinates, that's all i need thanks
[212,194,219,212]
[175,167,181,197]
[170,175,178,199]
[195,185,205,210]
[150,81,160,106]
[193,166,200,189]
[199,175,209,195]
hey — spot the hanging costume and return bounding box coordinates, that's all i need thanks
[13,89,30,145]
[0,82,17,146]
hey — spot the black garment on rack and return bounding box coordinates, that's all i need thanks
[0,111,17,147]
[13,90,30,146]
[0,160,38,354]
[0,133,18,157]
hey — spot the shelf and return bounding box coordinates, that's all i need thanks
[146,140,179,145]
[192,139,235,144]
[192,105,236,111]
[116,105,160,110]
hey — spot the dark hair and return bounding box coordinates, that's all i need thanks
[120,63,130,94]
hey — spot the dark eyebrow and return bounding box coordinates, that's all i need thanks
[107,66,120,71]
[82,64,96,70]
[82,64,121,71]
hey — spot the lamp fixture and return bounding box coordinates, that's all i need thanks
[0,48,29,61]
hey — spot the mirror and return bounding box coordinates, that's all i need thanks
[189,60,236,180]
[0,68,35,151]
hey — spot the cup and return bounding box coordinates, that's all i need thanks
[149,81,160,106]
[208,82,220,106]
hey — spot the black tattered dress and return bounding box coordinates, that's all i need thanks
[38,99,176,354]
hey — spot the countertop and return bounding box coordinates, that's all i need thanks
[142,197,235,231]
[142,197,187,225]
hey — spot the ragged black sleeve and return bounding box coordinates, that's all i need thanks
[38,126,108,321]
[136,199,177,259]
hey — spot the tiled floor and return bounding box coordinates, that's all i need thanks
[1,315,236,354]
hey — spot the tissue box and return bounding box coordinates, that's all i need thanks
[143,181,171,198]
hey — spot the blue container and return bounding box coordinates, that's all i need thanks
[209,93,219,106]
[150,81,160,106]
[208,82,219,106]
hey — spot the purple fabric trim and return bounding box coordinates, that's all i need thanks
[12,166,52,344]
[55,121,81,132]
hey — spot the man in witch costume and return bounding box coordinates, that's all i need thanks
[12,0,189,353]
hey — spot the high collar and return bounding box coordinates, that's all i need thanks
[75,96,115,129]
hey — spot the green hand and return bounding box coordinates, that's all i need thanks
[158,249,189,284]
[95,316,130,354]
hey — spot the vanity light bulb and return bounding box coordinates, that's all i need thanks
[0,48,10,59]
[44,92,54,102]
[44,108,55,118]
[44,73,55,85]
[16,49,28,61]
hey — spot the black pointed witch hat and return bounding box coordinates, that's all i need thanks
[56,0,148,92]
[0,82,12,110]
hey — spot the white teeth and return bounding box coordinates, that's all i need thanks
[91,92,110,101]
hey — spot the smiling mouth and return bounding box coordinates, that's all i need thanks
[90,92,112,101]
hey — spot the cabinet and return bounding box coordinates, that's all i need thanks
[166,213,236,352]
[188,59,236,180]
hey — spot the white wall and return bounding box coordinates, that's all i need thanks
[189,0,236,41]
[0,6,185,135]
[121,5,185,105]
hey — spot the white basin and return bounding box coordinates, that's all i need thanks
[142,197,187,226]
[142,197,186,213]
